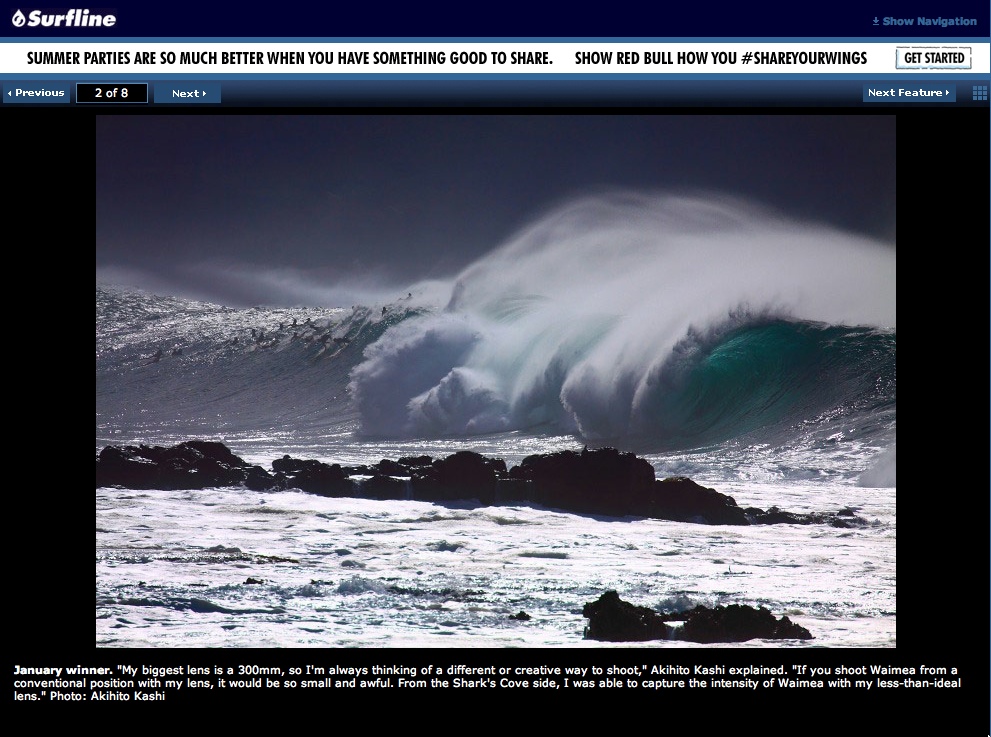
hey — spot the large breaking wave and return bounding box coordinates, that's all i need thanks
[349,193,895,450]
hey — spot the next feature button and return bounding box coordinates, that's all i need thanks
[154,83,221,104]
[863,83,956,102]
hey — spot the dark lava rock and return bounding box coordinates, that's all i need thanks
[412,450,500,503]
[646,477,749,525]
[677,603,813,643]
[582,591,813,643]
[179,440,247,468]
[744,505,871,528]
[508,448,747,524]
[272,455,351,496]
[96,441,256,490]
[96,441,861,530]
[511,447,655,516]
[398,455,433,468]
[96,445,160,488]
[360,474,407,500]
[582,590,673,642]
[374,458,408,476]
[245,465,278,491]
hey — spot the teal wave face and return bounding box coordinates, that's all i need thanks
[628,321,896,450]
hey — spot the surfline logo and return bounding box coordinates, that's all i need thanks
[11,8,117,27]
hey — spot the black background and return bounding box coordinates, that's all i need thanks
[6,99,987,715]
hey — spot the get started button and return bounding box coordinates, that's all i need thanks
[896,46,971,69]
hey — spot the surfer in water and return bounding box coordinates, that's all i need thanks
[146,349,163,364]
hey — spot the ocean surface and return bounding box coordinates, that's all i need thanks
[96,194,896,648]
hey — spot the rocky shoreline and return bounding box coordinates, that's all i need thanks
[96,440,869,528]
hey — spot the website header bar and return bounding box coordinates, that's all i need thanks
[3,3,988,38]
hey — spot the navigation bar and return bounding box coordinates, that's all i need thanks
[4,79,987,106]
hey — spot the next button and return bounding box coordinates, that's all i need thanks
[863,83,956,102]
[154,83,221,103]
